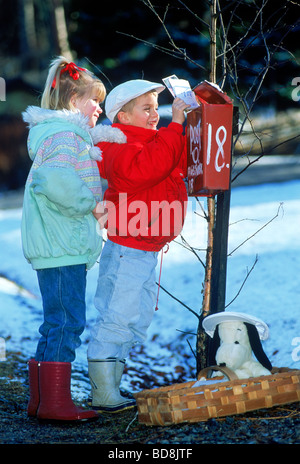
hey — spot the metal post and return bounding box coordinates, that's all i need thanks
[210,107,239,313]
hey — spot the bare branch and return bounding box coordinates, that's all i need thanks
[225,255,259,308]
[176,0,210,28]
[232,133,300,183]
[117,0,207,70]
[228,203,284,256]
[178,235,206,268]
[156,282,199,319]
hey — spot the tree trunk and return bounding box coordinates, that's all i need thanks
[52,0,73,61]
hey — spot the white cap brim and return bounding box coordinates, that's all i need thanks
[202,311,269,340]
[105,79,165,122]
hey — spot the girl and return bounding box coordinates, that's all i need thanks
[22,56,125,421]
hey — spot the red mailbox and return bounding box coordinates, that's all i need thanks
[186,81,234,197]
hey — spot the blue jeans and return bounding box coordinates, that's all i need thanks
[88,240,158,360]
[36,265,87,362]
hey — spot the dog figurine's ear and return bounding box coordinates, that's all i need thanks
[208,324,220,366]
[244,322,272,371]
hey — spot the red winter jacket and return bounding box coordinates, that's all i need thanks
[97,122,188,252]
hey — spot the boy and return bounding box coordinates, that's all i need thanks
[88,79,190,412]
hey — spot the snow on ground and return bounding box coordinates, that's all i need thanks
[0,179,299,399]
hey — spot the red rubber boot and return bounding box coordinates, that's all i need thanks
[37,361,98,422]
[27,359,39,417]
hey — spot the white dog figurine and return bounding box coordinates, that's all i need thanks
[202,312,272,379]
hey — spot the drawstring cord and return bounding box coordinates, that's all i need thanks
[155,244,169,311]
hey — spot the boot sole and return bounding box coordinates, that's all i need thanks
[37,414,99,423]
[91,402,136,414]
[87,395,136,413]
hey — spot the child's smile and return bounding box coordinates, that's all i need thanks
[120,93,160,130]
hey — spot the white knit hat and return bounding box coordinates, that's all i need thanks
[105,79,165,122]
[202,311,270,340]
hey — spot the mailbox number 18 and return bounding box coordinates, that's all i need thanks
[206,123,229,173]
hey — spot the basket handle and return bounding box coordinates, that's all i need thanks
[198,365,239,381]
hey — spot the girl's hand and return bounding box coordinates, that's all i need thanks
[171,97,190,125]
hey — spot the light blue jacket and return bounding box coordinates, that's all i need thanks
[21,106,126,270]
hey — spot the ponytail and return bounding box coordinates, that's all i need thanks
[41,56,106,110]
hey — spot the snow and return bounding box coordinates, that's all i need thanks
[0,179,299,399]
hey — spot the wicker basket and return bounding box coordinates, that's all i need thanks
[134,366,300,426]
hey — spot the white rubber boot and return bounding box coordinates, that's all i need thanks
[88,358,136,413]
[116,358,136,403]
[115,358,127,388]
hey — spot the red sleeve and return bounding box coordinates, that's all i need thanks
[179,136,187,177]
[101,123,185,193]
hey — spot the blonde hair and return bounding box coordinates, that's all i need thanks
[41,56,106,110]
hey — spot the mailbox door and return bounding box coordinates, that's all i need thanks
[187,107,203,196]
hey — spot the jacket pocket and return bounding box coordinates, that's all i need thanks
[35,194,87,257]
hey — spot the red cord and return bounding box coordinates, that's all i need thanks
[155,244,169,311]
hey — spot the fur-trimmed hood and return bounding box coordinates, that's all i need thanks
[22,105,127,148]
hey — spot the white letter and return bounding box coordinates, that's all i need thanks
[128,200,148,237]
[292,337,300,361]
[0,78,6,101]
[291,77,300,102]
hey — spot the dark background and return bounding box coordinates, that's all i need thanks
[0,0,299,191]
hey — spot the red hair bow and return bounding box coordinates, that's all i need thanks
[52,62,87,88]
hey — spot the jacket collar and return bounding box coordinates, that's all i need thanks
[112,123,157,143]
[22,106,90,131]
[22,106,127,146]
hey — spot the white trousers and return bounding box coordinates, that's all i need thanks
[88,240,158,360]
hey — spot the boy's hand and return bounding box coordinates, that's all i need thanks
[171,97,191,125]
